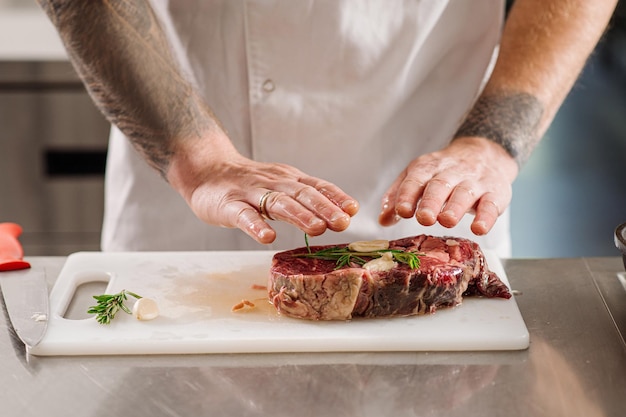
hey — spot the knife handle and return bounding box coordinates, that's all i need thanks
[0,223,31,271]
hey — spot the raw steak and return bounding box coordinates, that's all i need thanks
[268,235,511,320]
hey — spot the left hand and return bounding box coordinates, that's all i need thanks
[378,136,519,235]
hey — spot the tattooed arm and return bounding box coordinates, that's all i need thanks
[37,0,358,244]
[36,0,220,177]
[455,0,618,168]
[380,0,617,236]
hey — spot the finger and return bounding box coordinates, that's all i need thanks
[261,191,329,236]
[437,183,478,228]
[231,203,277,244]
[471,194,502,235]
[394,177,427,219]
[187,188,277,243]
[378,173,405,226]
[415,178,454,226]
[282,178,358,232]
[378,195,401,227]
[299,178,359,216]
[287,186,352,232]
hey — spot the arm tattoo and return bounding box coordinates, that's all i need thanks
[36,0,216,178]
[453,92,544,168]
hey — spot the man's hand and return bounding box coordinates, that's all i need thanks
[379,0,617,236]
[378,137,518,235]
[168,136,359,244]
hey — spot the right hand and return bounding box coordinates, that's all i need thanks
[167,134,359,244]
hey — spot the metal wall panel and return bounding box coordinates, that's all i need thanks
[0,61,110,255]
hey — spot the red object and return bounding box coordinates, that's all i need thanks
[0,223,31,271]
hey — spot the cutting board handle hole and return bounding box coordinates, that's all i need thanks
[61,271,111,320]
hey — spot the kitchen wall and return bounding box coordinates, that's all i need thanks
[1,1,625,257]
[0,2,110,255]
[0,61,110,255]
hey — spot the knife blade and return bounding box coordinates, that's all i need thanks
[0,222,49,348]
[0,267,49,348]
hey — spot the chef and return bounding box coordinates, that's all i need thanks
[36,0,616,258]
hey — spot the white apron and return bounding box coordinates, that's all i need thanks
[102,0,510,257]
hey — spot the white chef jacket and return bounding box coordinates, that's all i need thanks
[102,0,511,257]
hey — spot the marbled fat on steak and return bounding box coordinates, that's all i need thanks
[268,235,511,320]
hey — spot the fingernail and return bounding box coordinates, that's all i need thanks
[341,200,359,214]
[416,208,435,222]
[330,212,350,224]
[310,217,326,228]
[257,227,276,243]
[440,210,457,221]
[473,220,487,234]
[397,202,413,217]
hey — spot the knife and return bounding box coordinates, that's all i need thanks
[0,222,49,348]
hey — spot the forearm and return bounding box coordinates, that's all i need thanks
[455,0,618,167]
[36,0,228,178]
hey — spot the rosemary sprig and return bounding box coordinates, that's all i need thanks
[390,250,421,269]
[297,240,421,270]
[87,289,142,325]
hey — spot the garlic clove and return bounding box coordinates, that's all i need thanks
[132,297,159,321]
[348,239,390,252]
[363,251,397,272]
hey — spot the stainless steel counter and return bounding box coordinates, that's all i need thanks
[1,257,624,417]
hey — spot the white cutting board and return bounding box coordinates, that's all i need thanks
[30,251,529,356]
